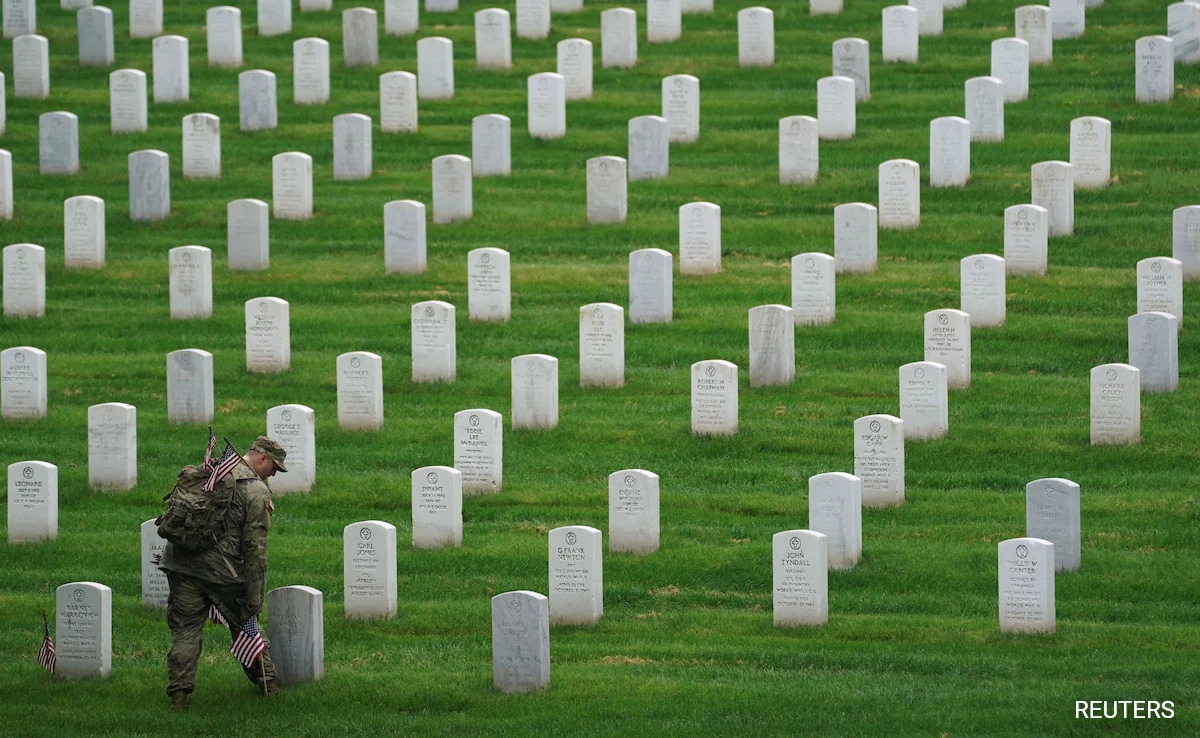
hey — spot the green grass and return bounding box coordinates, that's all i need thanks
[3,0,1200,735]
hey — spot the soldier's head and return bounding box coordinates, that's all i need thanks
[246,436,288,479]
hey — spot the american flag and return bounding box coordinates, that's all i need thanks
[230,617,266,669]
[208,604,229,627]
[203,427,217,470]
[38,614,56,674]
[202,440,240,493]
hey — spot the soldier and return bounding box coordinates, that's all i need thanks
[160,436,287,709]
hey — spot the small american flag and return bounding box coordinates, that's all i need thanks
[230,617,266,669]
[203,427,217,470]
[38,614,56,674]
[208,604,229,627]
[202,440,240,493]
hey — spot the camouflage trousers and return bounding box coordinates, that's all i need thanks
[165,571,277,696]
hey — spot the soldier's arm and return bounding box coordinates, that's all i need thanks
[241,481,272,611]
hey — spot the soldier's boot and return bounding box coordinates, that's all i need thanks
[261,680,280,697]
[170,692,190,710]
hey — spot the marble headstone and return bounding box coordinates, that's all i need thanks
[64,196,105,269]
[1135,257,1183,325]
[110,69,147,133]
[772,530,828,627]
[1168,2,1200,63]
[228,198,269,271]
[629,247,673,324]
[267,585,324,685]
[579,303,625,388]
[738,7,774,67]
[1069,116,1111,190]
[432,154,472,224]
[898,361,948,440]
[601,7,637,69]
[1050,0,1084,39]
[78,6,115,66]
[1127,312,1178,393]
[266,404,316,493]
[206,6,242,68]
[929,116,970,187]
[960,254,1005,327]
[834,203,878,273]
[343,520,398,618]
[548,525,603,625]
[817,75,856,141]
[8,460,57,543]
[965,76,1004,143]
[168,245,212,319]
[128,149,170,221]
[272,152,313,220]
[679,202,721,275]
[181,113,220,180]
[258,0,292,36]
[55,582,112,679]
[1,346,48,419]
[475,9,512,70]
[333,113,372,181]
[662,74,700,143]
[990,38,1029,103]
[998,537,1055,633]
[342,8,379,68]
[491,591,550,693]
[88,402,136,490]
[140,519,168,607]
[1136,36,1174,103]
[924,309,971,389]
[454,408,503,494]
[245,297,290,374]
[558,38,593,100]
[468,247,511,322]
[516,0,550,40]
[1031,161,1073,237]
[1025,478,1080,572]
[417,37,454,100]
[1016,5,1052,65]
[3,244,45,318]
[293,38,330,105]
[807,472,862,570]
[337,351,384,430]
[386,0,419,35]
[609,469,660,554]
[629,115,669,181]
[881,6,919,63]
[691,359,737,436]
[384,200,426,274]
[647,0,681,43]
[511,354,559,430]
[152,35,189,103]
[790,253,835,326]
[854,414,905,507]
[528,72,566,139]
[1173,206,1200,280]
[165,349,213,424]
[39,112,79,175]
[586,156,627,224]
[411,300,456,383]
[1090,363,1140,445]
[749,305,795,387]
[129,0,162,38]
[878,159,920,229]
[1003,204,1048,276]
[832,38,870,101]
[411,466,463,548]
[380,72,418,133]
[13,34,50,99]
[779,115,818,185]
[472,114,510,176]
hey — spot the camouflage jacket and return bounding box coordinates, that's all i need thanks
[160,461,272,605]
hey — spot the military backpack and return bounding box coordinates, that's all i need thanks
[156,465,235,551]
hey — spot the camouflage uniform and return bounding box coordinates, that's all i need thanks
[160,459,277,697]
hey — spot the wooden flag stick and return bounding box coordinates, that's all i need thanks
[259,653,268,696]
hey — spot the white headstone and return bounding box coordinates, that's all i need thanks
[472,114,510,176]
[88,402,136,490]
[343,521,398,618]
[811,0,842,14]
[738,7,774,67]
[235,69,273,131]
[1173,206,1200,280]
[1031,161,1073,237]
[790,252,835,326]
[609,469,659,554]
[998,537,1055,633]
[807,472,862,570]
[965,76,1004,143]
[343,8,378,67]
[548,525,603,625]
[628,115,669,181]
[511,354,559,430]
[129,0,162,38]
[425,0,456,11]
[245,297,290,373]
[579,303,625,388]
[384,199,426,274]
[266,585,324,686]
[558,38,593,100]
[878,159,920,229]
[258,0,292,36]
[908,0,942,36]
[228,198,269,271]
[516,0,550,40]
[165,349,213,424]
[1050,0,1084,40]
[55,582,112,679]
[380,71,417,133]
[1136,257,1183,326]
[293,38,330,105]
[1025,478,1080,572]
[646,0,681,43]
[468,247,511,322]
[834,203,878,273]
[1090,363,1140,445]
[417,37,454,99]
[679,201,720,275]
[13,34,50,99]
[432,154,472,224]
[832,38,870,101]
[991,38,1029,103]
[0,149,9,219]
[272,151,313,220]
[491,591,550,693]
[662,74,699,143]
[1004,204,1048,276]
[929,116,970,187]
[587,156,627,224]
[817,76,855,141]
[475,8,512,70]
[128,149,170,221]
[1067,115,1111,190]
[772,530,828,626]
[1128,311,1178,393]
[1136,36,1174,103]
[748,304,795,387]
[386,0,418,35]
[1168,2,1200,63]
[691,359,737,436]
[960,254,1005,327]
[152,35,189,103]
[206,7,242,68]
[337,351,384,430]
[411,466,463,548]
[779,116,818,185]
[64,195,105,269]
[3,244,45,318]
[110,69,148,133]
[411,300,456,382]
[924,308,971,389]
[3,0,34,38]
[8,461,57,543]
[266,404,316,494]
[629,247,673,324]
[898,361,948,440]
[181,113,220,180]
[78,6,115,66]
[854,413,905,507]
[528,72,566,139]
[1016,5,1052,65]
[601,7,637,68]
[168,245,212,319]
[140,519,168,606]
[454,408,503,494]
[39,111,79,175]
[681,0,712,10]
[333,113,372,181]
[882,6,919,63]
